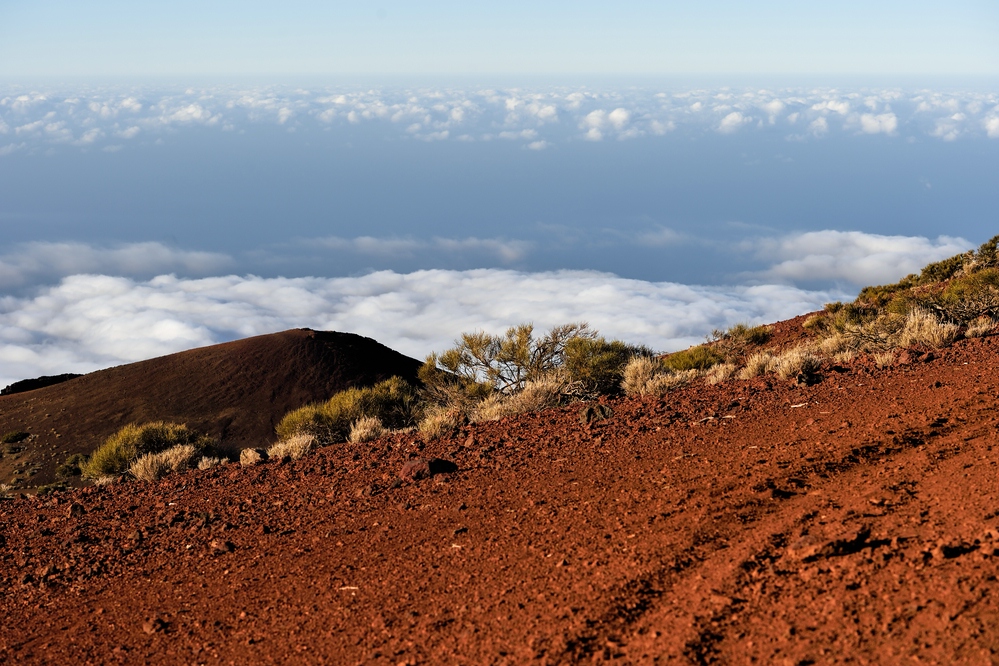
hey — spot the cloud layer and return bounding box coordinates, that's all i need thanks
[2,84,998,154]
[0,269,849,389]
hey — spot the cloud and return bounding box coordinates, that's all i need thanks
[858,112,898,135]
[718,111,749,134]
[986,116,999,138]
[0,241,234,289]
[748,231,971,287]
[0,269,847,388]
[308,235,531,263]
[1,84,996,154]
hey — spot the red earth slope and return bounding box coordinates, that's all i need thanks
[0,329,422,490]
[1,334,998,664]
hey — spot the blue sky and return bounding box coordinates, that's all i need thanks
[1,1,998,77]
[0,2,997,385]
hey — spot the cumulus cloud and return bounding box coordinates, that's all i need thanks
[748,231,971,287]
[986,116,999,138]
[1,84,997,151]
[858,112,898,135]
[718,111,749,134]
[0,241,234,289]
[0,269,847,388]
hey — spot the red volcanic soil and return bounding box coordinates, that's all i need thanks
[2,333,999,664]
[0,329,422,490]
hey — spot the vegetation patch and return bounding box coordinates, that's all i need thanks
[276,376,419,444]
[55,453,88,479]
[1,431,30,445]
[81,422,216,479]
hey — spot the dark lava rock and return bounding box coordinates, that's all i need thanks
[399,458,458,482]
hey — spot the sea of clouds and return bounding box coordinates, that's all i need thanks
[0,82,989,386]
[1,83,998,154]
[0,230,970,388]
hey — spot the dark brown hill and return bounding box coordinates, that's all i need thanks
[0,329,421,490]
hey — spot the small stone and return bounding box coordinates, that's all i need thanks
[897,350,914,365]
[127,530,143,542]
[142,617,166,634]
[399,458,432,482]
[66,502,85,518]
[239,448,268,467]
[210,539,235,554]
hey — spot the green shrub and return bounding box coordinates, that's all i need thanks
[1,431,29,444]
[55,453,88,479]
[275,376,419,444]
[716,323,772,346]
[662,344,722,371]
[563,336,650,395]
[81,422,215,480]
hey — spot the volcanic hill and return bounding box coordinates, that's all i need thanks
[1,327,999,663]
[0,329,422,490]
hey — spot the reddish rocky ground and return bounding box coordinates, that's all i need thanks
[1,332,998,664]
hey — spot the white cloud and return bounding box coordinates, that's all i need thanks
[309,235,531,263]
[985,116,999,138]
[607,108,630,129]
[0,84,994,152]
[0,269,846,389]
[526,140,549,150]
[808,117,828,135]
[858,112,898,135]
[811,100,851,115]
[718,111,748,134]
[749,230,971,286]
[0,241,234,289]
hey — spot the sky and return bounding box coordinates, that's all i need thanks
[0,3,997,387]
[1,1,998,77]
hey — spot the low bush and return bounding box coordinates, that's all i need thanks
[738,351,776,379]
[348,417,387,443]
[705,362,737,385]
[55,453,88,479]
[418,404,465,440]
[129,444,199,482]
[621,356,698,396]
[471,372,568,421]
[662,344,722,371]
[276,376,419,444]
[897,308,960,348]
[965,315,996,338]
[772,347,822,380]
[81,422,215,480]
[1,431,29,445]
[267,433,316,459]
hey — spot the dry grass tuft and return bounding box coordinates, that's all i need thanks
[965,315,996,338]
[472,373,567,422]
[873,351,895,368]
[267,434,316,460]
[834,350,857,364]
[772,347,822,380]
[738,351,776,379]
[705,362,737,385]
[897,308,960,348]
[197,456,224,470]
[621,356,699,396]
[129,444,198,482]
[348,417,387,443]
[418,405,465,440]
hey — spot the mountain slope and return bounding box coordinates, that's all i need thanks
[0,329,422,489]
[1,332,997,664]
